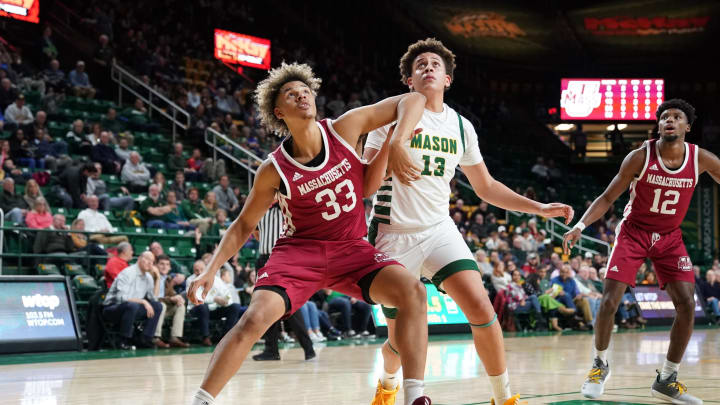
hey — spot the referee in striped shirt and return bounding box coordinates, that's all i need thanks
[252,202,315,361]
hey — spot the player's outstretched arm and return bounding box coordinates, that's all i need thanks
[463,161,574,223]
[187,160,279,304]
[332,92,426,154]
[562,147,646,253]
[699,147,720,184]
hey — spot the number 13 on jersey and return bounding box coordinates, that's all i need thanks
[315,179,357,221]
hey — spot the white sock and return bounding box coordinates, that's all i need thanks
[190,388,215,405]
[594,348,608,364]
[488,370,511,404]
[403,378,424,405]
[660,359,680,380]
[381,369,401,390]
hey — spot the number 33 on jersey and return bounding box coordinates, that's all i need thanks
[269,119,368,241]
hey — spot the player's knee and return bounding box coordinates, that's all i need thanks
[403,280,427,310]
[600,295,621,313]
[674,296,695,314]
[239,309,276,334]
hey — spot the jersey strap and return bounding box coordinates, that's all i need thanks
[456,111,465,154]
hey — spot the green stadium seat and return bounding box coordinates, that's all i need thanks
[94,264,106,280]
[37,263,62,276]
[73,275,101,301]
[64,264,88,277]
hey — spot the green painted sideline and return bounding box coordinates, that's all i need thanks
[1,325,717,366]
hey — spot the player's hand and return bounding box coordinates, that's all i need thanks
[563,227,582,255]
[187,272,216,305]
[538,203,574,225]
[388,126,422,185]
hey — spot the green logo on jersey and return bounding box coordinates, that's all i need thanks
[410,133,457,154]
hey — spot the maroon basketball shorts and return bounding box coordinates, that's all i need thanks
[254,237,401,317]
[606,220,695,288]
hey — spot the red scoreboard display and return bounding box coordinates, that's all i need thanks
[561,78,664,121]
[214,29,271,70]
[0,0,39,23]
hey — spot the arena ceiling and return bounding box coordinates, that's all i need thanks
[386,0,720,70]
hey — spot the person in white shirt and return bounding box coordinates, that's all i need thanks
[121,151,151,193]
[475,249,493,276]
[77,194,128,245]
[186,260,244,346]
[4,94,34,132]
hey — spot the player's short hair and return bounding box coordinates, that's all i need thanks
[399,38,456,89]
[255,62,322,137]
[656,98,696,125]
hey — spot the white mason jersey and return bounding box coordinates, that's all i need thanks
[365,104,483,231]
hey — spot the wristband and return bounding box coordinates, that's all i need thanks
[573,222,586,232]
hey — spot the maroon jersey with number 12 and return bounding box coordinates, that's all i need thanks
[624,138,698,233]
[268,119,368,241]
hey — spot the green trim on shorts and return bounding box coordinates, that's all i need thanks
[372,216,390,225]
[431,259,479,291]
[376,194,392,202]
[379,185,393,191]
[368,219,379,245]
[382,305,398,319]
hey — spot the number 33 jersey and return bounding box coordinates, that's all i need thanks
[269,119,368,241]
[365,104,483,231]
[624,138,698,234]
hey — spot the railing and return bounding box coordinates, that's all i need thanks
[506,210,610,256]
[205,127,264,191]
[110,61,191,143]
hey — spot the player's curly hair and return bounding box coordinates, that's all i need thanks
[399,38,456,90]
[656,98,696,125]
[255,62,322,136]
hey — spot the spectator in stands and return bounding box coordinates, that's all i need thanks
[0,177,29,223]
[571,125,587,158]
[2,157,31,184]
[33,110,48,132]
[0,78,17,111]
[152,254,190,347]
[22,179,44,208]
[102,108,126,138]
[189,104,208,137]
[90,131,123,174]
[31,214,68,257]
[53,162,97,209]
[65,119,93,155]
[522,252,540,275]
[78,194,129,245]
[125,98,159,132]
[214,88,233,114]
[576,265,603,325]
[151,171,168,199]
[299,301,327,342]
[33,128,71,172]
[219,267,240,305]
[186,260,244,346]
[121,151,151,192]
[190,147,226,181]
[641,270,658,285]
[142,184,172,228]
[170,171,187,200]
[531,157,549,182]
[68,218,108,264]
[202,191,218,218]
[42,59,66,93]
[207,208,229,238]
[69,61,95,98]
[149,241,182,275]
[169,142,200,182]
[699,270,720,323]
[9,128,45,171]
[161,190,193,230]
[324,289,372,338]
[212,175,239,217]
[491,260,511,294]
[182,187,212,233]
[187,85,201,109]
[39,26,58,65]
[4,94,34,133]
[506,270,546,330]
[551,264,591,330]
[475,249,493,276]
[104,242,133,288]
[103,251,163,349]
[469,213,488,241]
[450,198,465,219]
[25,197,52,229]
[92,34,114,68]
[115,137,132,162]
[87,162,134,211]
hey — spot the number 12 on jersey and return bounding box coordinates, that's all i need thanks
[649,188,680,215]
[421,155,445,176]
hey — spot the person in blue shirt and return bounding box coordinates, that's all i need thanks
[551,263,592,329]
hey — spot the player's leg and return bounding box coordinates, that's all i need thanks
[190,289,286,405]
[366,264,429,405]
[441,269,519,405]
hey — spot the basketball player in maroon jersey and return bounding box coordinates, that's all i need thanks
[188,62,434,405]
[564,99,720,404]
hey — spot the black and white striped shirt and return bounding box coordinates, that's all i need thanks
[257,204,284,255]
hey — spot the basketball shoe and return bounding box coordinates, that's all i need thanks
[411,396,431,405]
[370,380,398,405]
[651,370,703,404]
[581,357,611,398]
[490,394,525,405]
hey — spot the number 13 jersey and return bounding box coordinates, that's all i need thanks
[366,104,483,231]
[269,119,368,241]
[624,138,698,234]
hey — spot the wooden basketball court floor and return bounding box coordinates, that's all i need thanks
[2,327,719,405]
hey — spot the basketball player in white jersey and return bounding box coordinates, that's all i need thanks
[363,38,574,405]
